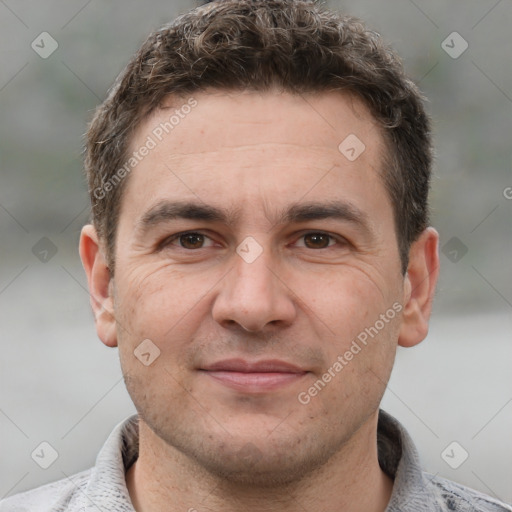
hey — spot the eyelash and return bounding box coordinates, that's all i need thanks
[159,231,346,251]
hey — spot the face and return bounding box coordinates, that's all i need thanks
[82,89,436,485]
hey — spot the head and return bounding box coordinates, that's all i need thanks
[80,0,439,486]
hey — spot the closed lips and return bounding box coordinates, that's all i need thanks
[200,358,307,373]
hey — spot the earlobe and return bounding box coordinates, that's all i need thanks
[398,227,440,348]
[79,224,118,347]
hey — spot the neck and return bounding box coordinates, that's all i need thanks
[126,412,393,512]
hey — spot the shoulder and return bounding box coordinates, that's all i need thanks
[0,469,92,512]
[377,410,512,512]
[0,415,138,512]
[427,473,512,512]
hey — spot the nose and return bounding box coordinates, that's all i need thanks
[211,245,297,333]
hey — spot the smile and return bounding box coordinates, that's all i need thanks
[199,358,309,392]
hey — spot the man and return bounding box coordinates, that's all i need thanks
[2,0,510,510]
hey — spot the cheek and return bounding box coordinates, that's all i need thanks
[301,268,400,388]
[303,267,391,341]
[114,267,208,412]
[113,264,215,356]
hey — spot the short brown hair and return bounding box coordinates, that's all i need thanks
[84,0,432,275]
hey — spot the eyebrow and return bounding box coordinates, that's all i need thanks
[136,199,373,236]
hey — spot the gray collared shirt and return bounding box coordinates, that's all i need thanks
[1,410,511,511]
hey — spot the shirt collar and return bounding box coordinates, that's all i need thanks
[81,414,138,511]
[378,409,441,511]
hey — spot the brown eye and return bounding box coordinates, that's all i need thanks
[159,231,216,252]
[302,233,334,249]
[179,233,205,249]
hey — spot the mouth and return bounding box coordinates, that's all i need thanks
[199,358,309,392]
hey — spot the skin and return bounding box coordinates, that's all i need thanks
[80,89,439,512]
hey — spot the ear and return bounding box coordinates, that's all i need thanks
[398,227,440,348]
[79,224,118,347]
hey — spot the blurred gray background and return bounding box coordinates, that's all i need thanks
[1,0,511,504]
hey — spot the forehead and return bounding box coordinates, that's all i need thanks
[138,89,381,154]
[119,89,389,225]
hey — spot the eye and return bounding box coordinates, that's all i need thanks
[162,231,215,250]
[295,232,340,249]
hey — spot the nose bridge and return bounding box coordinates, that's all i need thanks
[211,237,296,331]
[234,242,275,295]
[231,240,278,308]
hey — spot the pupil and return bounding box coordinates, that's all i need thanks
[182,233,203,248]
[305,233,329,248]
